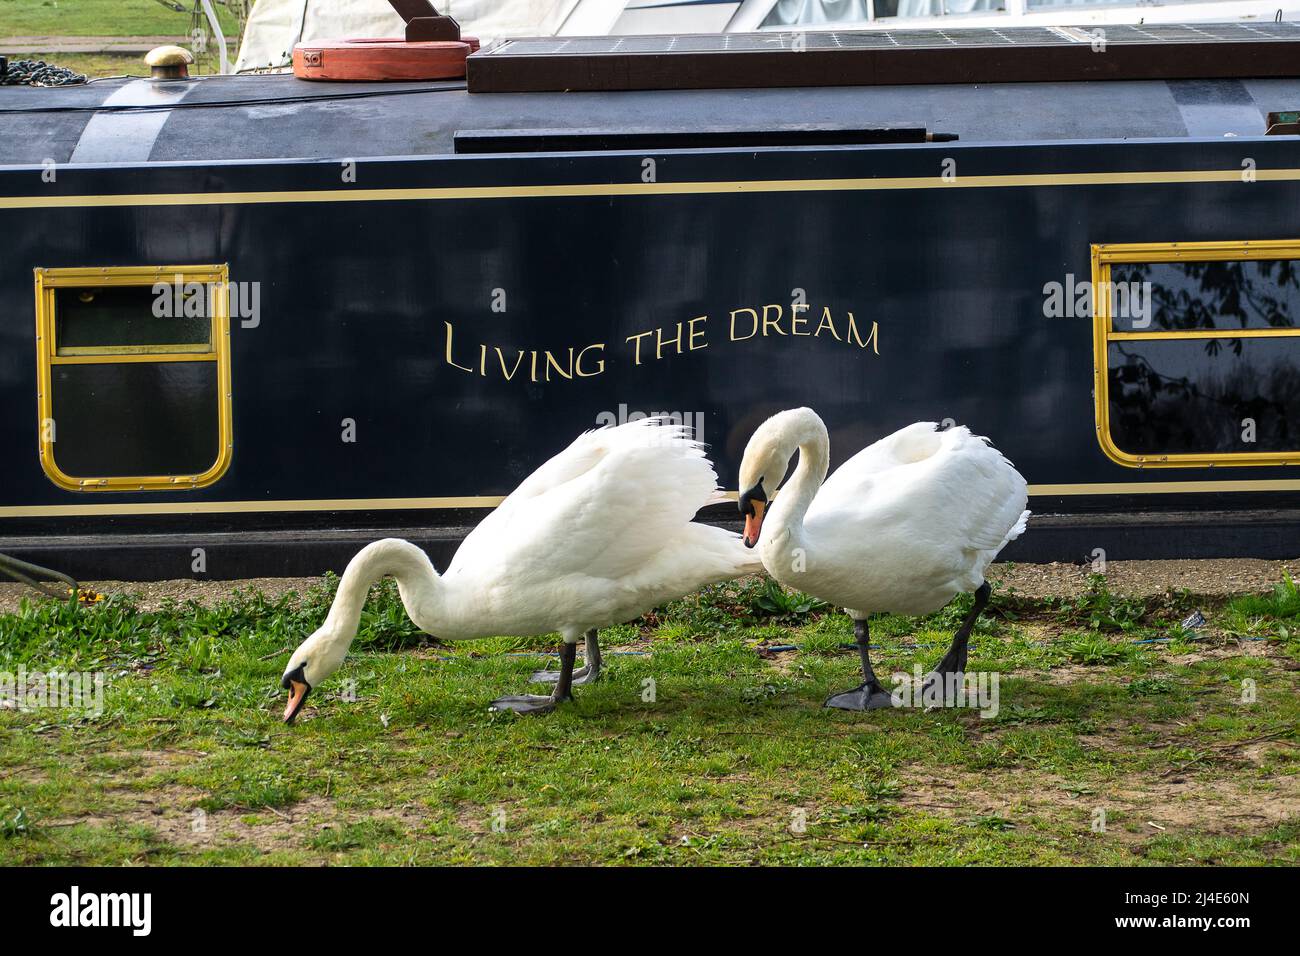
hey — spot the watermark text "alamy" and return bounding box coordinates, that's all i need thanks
[0,667,104,717]
[1043,274,1152,327]
[152,276,261,328]
[50,886,150,936]
[893,664,1000,718]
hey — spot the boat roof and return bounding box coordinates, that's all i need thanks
[3,22,1300,165]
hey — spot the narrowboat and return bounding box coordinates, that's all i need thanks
[4,20,1300,579]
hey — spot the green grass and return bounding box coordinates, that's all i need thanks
[1221,572,1300,638]
[0,0,239,38]
[0,572,1297,865]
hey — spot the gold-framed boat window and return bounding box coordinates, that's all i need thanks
[34,265,233,492]
[1092,240,1300,469]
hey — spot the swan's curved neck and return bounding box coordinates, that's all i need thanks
[325,539,444,642]
[766,410,830,550]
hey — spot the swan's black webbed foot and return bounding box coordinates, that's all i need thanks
[491,640,578,716]
[825,680,899,711]
[823,618,898,711]
[489,693,563,715]
[920,581,990,706]
[531,629,601,685]
[530,665,598,686]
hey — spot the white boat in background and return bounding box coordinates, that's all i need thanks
[732,0,1300,34]
[235,0,1300,71]
[234,0,579,71]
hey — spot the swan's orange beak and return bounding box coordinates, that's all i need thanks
[281,663,311,724]
[283,680,310,723]
[743,500,765,549]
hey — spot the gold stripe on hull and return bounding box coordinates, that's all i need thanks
[2,480,1300,518]
[3,168,1300,211]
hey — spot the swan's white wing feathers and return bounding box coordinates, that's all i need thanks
[804,423,1029,581]
[934,433,1030,554]
[809,421,944,520]
[444,428,611,575]
[447,418,718,582]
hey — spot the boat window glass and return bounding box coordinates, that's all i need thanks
[1092,242,1300,468]
[33,266,233,492]
[1109,260,1300,333]
[55,285,212,355]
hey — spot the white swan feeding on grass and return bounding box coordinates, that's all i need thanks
[280,418,760,721]
[737,408,1029,711]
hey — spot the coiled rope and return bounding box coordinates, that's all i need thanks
[0,58,88,87]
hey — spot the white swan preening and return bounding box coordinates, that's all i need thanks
[738,408,1029,710]
[280,418,760,721]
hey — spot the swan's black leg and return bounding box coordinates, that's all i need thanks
[581,629,603,681]
[530,629,602,685]
[921,582,990,703]
[490,641,578,715]
[825,618,898,711]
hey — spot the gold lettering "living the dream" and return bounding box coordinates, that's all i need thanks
[726,305,877,349]
[442,304,877,383]
[443,322,608,381]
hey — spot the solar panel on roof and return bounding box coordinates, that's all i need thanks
[483,22,1300,56]
[466,22,1300,94]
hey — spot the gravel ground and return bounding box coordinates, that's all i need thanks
[2,558,1300,614]
[991,558,1300,601]
[0,576,320,614]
